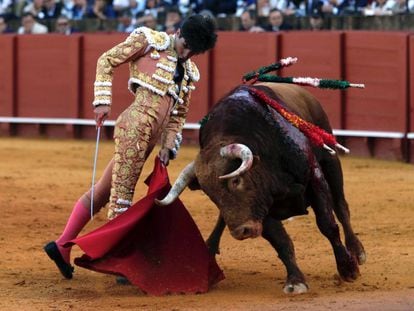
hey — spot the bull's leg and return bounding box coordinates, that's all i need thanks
[262,216,308,294]
[206,214,226,255]
[310,170,359,281]
[320,156,366,264]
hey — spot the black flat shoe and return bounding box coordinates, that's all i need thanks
[116,276,131,285]
[44,241,74,279]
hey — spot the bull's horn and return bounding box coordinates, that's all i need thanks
[155,161,195,206]
[219,143,253,179]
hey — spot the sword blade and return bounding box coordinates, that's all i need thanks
[90,126,101,220]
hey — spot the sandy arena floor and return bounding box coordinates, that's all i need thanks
[0,137,413,311]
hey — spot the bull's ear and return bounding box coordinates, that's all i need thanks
[188,177,201,190]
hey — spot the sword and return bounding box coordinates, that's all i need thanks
[90,125,101,220]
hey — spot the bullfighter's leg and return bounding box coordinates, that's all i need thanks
[310,166,359,281]
[44,159,113,278]
[206,214,226,255]
[320,156,366,265]
[108,93,160,219]
[262,216,308,294]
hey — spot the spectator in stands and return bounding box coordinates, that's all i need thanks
[204,0,238,17]
[64,0,89,20]
[87,0,116,19]
[113,0,145,18]
[187,0,204,14]
[23,0,46,19]
[281,0,307,17]
[309,9,324,29]
[143,0,166,18]
[363,0,395,15]
[18,11,48,33]
[391,0,414,13]
[257,0,271,16]
[320,0,343,16]
[117,10,135,32]
[54,14,76,34]
[264,8,293,31]
[136,11,158,28]
[239,9,265,32]
[0,14,13,33]
[337,0,368,15]
[305,0,324,15]
[40,0,63,19]
[0,0,14,18]
[162,6,181,33]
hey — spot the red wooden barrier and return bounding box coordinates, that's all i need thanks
[344,31,408,132]
[0,35,15,135]
[343,31,409,160]
[279,31,343,129]
[211,31,279,104]
[0,32,413,161]
[186,53,210,124]
[15,35,81,137]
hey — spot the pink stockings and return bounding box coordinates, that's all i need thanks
[55,159,114,264]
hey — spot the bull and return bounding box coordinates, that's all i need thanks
[157,82,366,293]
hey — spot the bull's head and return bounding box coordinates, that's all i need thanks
[156,143,273,240]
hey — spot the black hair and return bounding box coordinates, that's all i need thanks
[22,12,35,19]
[166,6,182,17]
[180,14,217,54]
[242,9,257,20]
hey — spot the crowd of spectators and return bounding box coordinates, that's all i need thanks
[1,0,414,34]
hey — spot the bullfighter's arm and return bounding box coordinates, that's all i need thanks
[160,88,192,159]
[92,30,150,107]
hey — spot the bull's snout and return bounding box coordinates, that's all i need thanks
[230,220,263,240]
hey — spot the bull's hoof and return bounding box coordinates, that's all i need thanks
[346,236,366,265]
[358,252,367,265]
[283,282,308,294]
[338,254,360,282]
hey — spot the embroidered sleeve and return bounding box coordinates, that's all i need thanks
[93,31,149,107]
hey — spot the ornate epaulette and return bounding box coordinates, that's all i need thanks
[185,60,200,82]
[132,27,170,51]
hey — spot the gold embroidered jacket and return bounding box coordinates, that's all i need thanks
[93,27,200,155]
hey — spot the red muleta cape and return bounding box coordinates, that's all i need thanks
[67,157,224,296]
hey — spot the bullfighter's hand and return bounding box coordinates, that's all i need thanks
[94,105,111,128]
[159,148,171,166]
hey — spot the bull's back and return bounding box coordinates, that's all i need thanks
[255,82,332,132]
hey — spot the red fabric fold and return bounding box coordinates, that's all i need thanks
[67,157,224,295]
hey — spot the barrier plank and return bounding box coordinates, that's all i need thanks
[211,32,279,104]
[0,35,15,135]
[344,31,408,132]
[186,53,210,124]
[15,35,82,137]
[279,31,343,129]
[0,35,15,117]
[16,35,81,118]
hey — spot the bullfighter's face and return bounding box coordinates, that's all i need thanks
[174,29,196,62]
